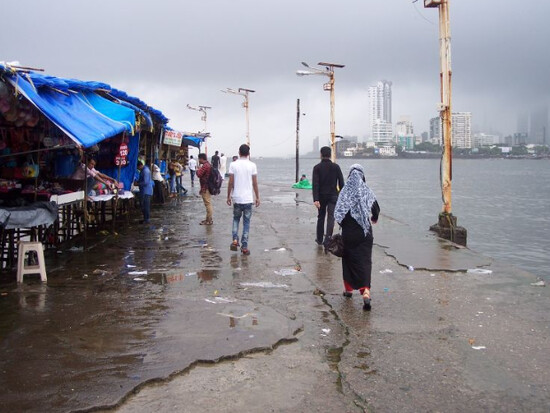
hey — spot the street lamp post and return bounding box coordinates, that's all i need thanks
[187,104,211,155]
[296,61,344,163]
[425,0,467,246]
[222,87,255,146]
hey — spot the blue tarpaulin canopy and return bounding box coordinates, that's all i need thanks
[0,64,169,147]
[182,135,204,148]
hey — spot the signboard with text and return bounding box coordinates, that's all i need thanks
[163,130,183,147]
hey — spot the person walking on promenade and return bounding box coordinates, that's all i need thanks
[226,144,260,256]
[334,164,380,311]
[196,153,213,225]
[136,160,154,224]
[152,163,165,204]
[188,155,197,187]
[174,159,188,195]
[312,146,344,246]
[167,160,177,198]
[211,150,220,170]
[219,153,227,179]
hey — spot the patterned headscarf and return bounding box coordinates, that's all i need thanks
[334,164,377,236]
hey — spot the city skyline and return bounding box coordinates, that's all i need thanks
[2,0,549,157]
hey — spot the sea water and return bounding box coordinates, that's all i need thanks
[255,157,550,282]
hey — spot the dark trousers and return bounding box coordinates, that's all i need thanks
[140,194,151,222]
[316,194,338,243]
[154,180,165,204]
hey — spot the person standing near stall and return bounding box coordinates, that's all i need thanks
[219,153,227,179]
[152,163,165,204]
[196,153,213,225]
[136,160,154,224]
[188,155,197,187]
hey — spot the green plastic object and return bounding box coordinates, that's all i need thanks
[292,179,312,189]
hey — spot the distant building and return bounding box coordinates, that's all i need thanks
[395,117,415,150]
[530,105,548,145]
[473,133,500,147]
[312,136,319,153]
[369,80,393,145]
[335,136,357,157]
[378,145,397,157]
[421,131,429,142]
[513,133,528,145]
[429,117,442,145]
[452,112,472,148]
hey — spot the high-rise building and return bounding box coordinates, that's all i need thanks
[530,105,548,145]
[395,116,415,150]
[369,80,393,144]
[312,136,319,153]
[429,117,442,145]
[452,112,472,148]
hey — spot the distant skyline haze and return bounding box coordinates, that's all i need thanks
[1,0,549,156]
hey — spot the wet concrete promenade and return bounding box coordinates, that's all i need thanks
[1,181,549,412]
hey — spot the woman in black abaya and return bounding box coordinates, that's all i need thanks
[334,164,380,310]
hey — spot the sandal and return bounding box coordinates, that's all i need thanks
[200,220,213,225]
[362,288,371,311]
[343,291,353,298]
[230,240,240,251]
[241,247,250,256]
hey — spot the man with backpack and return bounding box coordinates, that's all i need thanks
[226,144,260,255]
[196,153,213,225]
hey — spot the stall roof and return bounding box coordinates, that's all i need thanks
[0,63,169,146]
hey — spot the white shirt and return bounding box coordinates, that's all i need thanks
[188,158,197,171]
[228,158,257,204]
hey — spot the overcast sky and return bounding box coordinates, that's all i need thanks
[2,0,549,156]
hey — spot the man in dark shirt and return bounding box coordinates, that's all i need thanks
[211,150,221,170]
[312,146,345,246]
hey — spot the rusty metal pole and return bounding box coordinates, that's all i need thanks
[440,0,453,214]
[329,72,336,163]
[426,0,467,245]
[296,99,300,183]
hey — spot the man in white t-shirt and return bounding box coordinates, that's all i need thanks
[188,155,197,187]
[226,144,260,255]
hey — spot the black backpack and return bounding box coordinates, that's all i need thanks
[208,168,223,195]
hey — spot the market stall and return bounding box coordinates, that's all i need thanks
[0,63,169,270]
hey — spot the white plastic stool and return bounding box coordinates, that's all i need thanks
[17,241,47,283]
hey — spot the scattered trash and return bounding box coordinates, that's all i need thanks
[82,274,88,279]
[133,277,147,282]
[68,246,83,252]
[468,338,475,345]
[530,280,546,287]
[164,237,169,241]
[321,328,331,334]
[264,247,287,252]
[240,282,289,289]
[430,273,436,277]
[313,288,325,296]
[217,312,253,318]
[214,290,219,296]
[126,264,137,268]
[295,264,302,271]
[408,265,415,272]
[274,268,302,276]
[467,268,493,275]
[185,271,197,277]
[379,269,393,274]
[204,297,237,304]
[472,346,486,350]
[129,271,147,275]
[92,269,111,276]
[383,287,389,292]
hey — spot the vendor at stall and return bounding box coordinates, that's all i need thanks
[71,158,118,195]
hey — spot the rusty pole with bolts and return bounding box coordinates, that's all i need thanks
[425,0,467,245]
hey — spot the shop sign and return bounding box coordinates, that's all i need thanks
[115,142,129,166]
[163,130,183,147]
